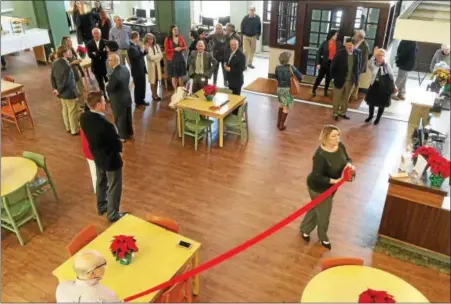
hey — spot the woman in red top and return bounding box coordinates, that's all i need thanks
[80,127,97,193]
[164,25,187,90]
[312,30,340,97]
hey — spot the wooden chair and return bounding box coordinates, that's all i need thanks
[155,264,193,303]
[1,183,44,246]
[146,214,179,233]
[320,257,364,271]
[1,75,17,105]
[66,224,98,257]
[22,151,58,201]
[1,92,34,133]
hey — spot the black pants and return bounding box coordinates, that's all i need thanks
[192,74,208,93]
[229,85,242,115]
[95,73,108,96]
[213,58,226,85]
[1,56,6,67]
[114,106,134,140]
[133,73,146,105]
[312,63,332,92]
[96,167,122,221]
[368,105,385,119]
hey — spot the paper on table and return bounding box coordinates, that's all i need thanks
[412,155,427,177]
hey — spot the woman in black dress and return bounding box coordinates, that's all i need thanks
[72,1,84,45]
[365,47,397,125]
[99,10,112,40]
[164,25,187,89]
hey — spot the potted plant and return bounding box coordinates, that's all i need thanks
[427,154,450,188]
[110,235,139,265]
[203,84,217,101]
[77,45,87,59]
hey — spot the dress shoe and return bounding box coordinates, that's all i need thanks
[247,64,255,69]
[334,114,339,121]
[339,114,350,120]
[300,232,310,242]
[398,94,406,100]
[320,240,331,250]
[1,66,6,71]
[312,90,316,97]
[365,116,373,123]
[391,94,400,100]
[108,212,129,223]
[98,208,107,216]
[324,90,328,97]
[143,102,150,106]
[71,132,80,136]
[374,117,381,125]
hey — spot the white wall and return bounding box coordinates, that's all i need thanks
[113,1,136,18]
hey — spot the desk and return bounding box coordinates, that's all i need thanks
[52,214,201,302]
[123,19,156,35]
[1,79,24,97]
[0,28,50,64]
[300,265,429,302]
[1,157,38,197]
[177,90,246,148]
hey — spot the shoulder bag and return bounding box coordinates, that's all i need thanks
[290,65,301,95]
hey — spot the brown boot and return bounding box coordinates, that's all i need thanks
[277,108,283,127]
[279,112,288,130]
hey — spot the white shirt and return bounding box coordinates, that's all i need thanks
[94,39,100,50]
[56,279,119,303]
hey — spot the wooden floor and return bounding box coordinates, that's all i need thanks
[1,53,450,302]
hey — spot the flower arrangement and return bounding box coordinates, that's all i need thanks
[412,146,450,187]
[433,67,450,87]
[77,45,87,59]
[203,84,217,101]
[110,235,139,265]
[358,289,396,303]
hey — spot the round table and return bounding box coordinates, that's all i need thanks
[301,265,429,303]
[1,157,38,197]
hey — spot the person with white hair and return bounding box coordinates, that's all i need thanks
[188,40,218,93]
[350,29,369,102]
[240,5,261,69]
[430,44,450,72]
[87,27,108,97]
[55,250,119,302]
[109,15,131,65]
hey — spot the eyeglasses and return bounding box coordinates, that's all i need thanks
[87,261,107,274]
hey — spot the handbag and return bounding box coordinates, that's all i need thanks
[289,65,301,95]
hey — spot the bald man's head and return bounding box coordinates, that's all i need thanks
[73,250,107,280]
[108,53,120,68]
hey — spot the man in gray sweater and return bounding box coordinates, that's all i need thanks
[51,45,80,135]
[430,44,450,72]
[208,24,227,86]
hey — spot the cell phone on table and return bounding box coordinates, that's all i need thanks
[178,240,192,249]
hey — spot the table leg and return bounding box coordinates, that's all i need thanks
[219,117,224,148]
[177,109,182,138]
[192,251,200,296]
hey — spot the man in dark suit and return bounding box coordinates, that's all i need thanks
[331,38,362,120]
[87,28,108,97]
[106,53,133,141]
[127,31,149,108]
[80,92,128,223]
[225,38,246,96]
[188,40,218,93]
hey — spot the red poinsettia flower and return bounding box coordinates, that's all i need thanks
[427,154,451,178]
[412,146,439,160]
[359,289,396,303]
[77,45,87,54]
[203,84,217,96]
[110,235,138,259]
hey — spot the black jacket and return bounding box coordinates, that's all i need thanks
[100,18,112,40]
[331,48,362,89]
[80,111,123,171]
[87,38,107,76]
[225,49,246,88]
[316,40,342,67]
[79,12,96,43]
[241,15,261,37]
[395,40,418,71]
[127,42,147,76]
[106,64,132,114]
[50,58,78,99]
[224,32,242,57]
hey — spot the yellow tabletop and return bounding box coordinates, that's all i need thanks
[52,214,201,302]
[1,79,24,97]
[301,265,429,303]
[1,157,38,197]
[80,57,92,69]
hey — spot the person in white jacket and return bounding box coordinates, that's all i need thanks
[144,33,163,101]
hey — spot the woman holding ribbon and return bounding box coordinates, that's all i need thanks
[300,125,355,249]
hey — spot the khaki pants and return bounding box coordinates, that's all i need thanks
[243,35,257,66]
[60,98,79,134]
[118,49,130,66]
[333,81,354,115]
[350,83,359,101]
[300,188,334,242]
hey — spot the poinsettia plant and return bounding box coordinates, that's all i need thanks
[110,235,139,260]
[412,145,439,161]
[77,45,87,58]
[203,84,217,96]
[358,289,396,303]
[428,154,451,179]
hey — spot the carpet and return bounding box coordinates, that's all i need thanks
[243,77,364,109]
[375,237,450,275]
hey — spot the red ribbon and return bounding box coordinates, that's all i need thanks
[123,168,352,302]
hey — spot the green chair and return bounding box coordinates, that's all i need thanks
[224,102,249,142]
[217,88,233,94]
[1,183,44,246]
[181,109,213,151]
[22,151,58,201]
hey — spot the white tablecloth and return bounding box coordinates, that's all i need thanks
[1,28,50,55]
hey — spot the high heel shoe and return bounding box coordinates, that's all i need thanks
[319,240,331,250]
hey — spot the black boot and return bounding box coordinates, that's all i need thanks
[277,108,283,127]
[365,105,374,122]
[374,107,385,125]
[278,112,288,130]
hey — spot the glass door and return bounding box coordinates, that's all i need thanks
[301,6,345,77]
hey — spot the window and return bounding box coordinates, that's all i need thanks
[192,0,230,22]
[354,7,380,53]
[263,0,272,22]
[276,1,298,46]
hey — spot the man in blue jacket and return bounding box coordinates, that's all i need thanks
[331,38,362,120]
